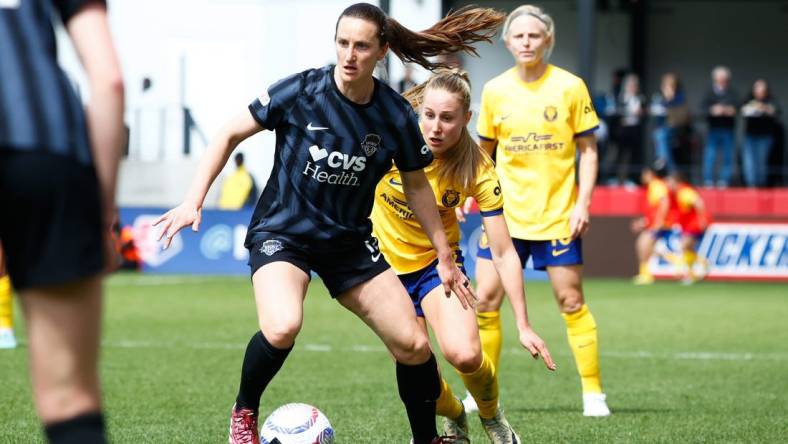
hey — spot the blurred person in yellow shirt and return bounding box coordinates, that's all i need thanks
[218,152,257,209]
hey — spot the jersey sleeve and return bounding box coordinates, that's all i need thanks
[476,84,497,141]
[473,164,504,217]
[677,187,698,209]
[53,0,106,24]
[248,72,303,131]
[393,107,433,172]
[569,79,600,137]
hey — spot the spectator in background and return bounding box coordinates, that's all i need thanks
[701,66,739,187]
[650,73,689,174]
[397,64,418,93]
[598,68,627,183]
[614,73,646,185]
[741,79,781,187]
[218,152,257,209]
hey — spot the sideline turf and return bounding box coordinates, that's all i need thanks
[1,274,786,443]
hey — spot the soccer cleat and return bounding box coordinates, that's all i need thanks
[0,328,16,349]
[632,274,654,285]
[461,391,478,413]
[229,404,260,444]
[480,408,520,444]
[582,393,611,417]
[442,403,470,443]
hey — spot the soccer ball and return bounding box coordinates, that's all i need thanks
[259,403,334,444]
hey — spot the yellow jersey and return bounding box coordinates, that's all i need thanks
[477,65,599,240]
[371,159,503,274]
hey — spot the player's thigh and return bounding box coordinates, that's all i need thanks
[337,268,429,364]
[251,261,310,347]
[421,285,482,372]
[546,265,585,313]
[19,275,103,422]
[474,257,505,311]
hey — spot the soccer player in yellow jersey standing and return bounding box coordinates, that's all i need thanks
[467,4,611,417]
[373,68,555,444]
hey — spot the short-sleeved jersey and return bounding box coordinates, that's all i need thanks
[643,178,671,229]
[0,0,97,165]
[246,65,432,247]
[675,183,709,233]
[477,65,599,240]
[371,158,503,274]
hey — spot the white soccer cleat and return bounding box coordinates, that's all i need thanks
[461,391,478,413]
[480,408,520,444]
[442,402,470,443]
[582,393,611,417]
[0,328,17,349]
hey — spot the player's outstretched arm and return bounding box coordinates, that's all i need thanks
[155,111,262,248]
[483,213,556,370]
[570,135,598,239]
[400,169,476,309]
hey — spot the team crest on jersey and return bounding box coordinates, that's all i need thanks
[543,105,558,122]
[361,134,381,157]
[442,189,461,208]
[259,239,284,256]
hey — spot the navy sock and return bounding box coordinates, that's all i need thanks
[396,353,440,444]
[44,411,106,444]
[235,331,292,412]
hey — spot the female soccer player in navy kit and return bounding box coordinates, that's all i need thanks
[0,1,124,443]
[155,4,504,443]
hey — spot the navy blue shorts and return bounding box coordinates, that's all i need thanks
[477,233,582,271]
[247,232,390,298]
[398,250,465,317]
[0,150,104,291]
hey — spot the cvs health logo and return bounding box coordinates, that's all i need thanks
[303,144,365,186]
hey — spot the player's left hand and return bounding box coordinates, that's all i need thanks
[436,258,476,310]
[569,204,590,239]
[518,327,556,371]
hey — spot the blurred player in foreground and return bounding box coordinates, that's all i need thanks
[0,1,124,442]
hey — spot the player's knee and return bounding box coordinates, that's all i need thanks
[390,332,431,365]
[558,289,584,313]
[475,286,504,312]
[444,347,482,373]
[260,318,302,349]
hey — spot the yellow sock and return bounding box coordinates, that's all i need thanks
[435,377,464,420]
[459,352,499,419]
[683,250,697,269]
[477,311,502,370]
[562,304,602,394]
[0,276,12,330]
[638,262,651,277]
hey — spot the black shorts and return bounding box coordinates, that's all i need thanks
[0,150,104,291]
[248,233,390,298]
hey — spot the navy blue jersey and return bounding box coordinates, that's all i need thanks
[0,0,97,165]
[246,65,432,246]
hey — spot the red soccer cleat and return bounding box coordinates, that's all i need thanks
[228,404,260,444]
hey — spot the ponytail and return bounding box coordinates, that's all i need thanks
[338,4,505,71]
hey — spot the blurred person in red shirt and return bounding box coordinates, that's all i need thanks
[632,162,673,284]
[666,172,711,283]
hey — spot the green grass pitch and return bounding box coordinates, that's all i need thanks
[1,275,787,443]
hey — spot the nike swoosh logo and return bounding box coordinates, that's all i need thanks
[552,248,570,257]
[371,252,381,263]
[307,122,329,131]
[389,178,402,186]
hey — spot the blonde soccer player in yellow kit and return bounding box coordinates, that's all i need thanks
[464,4,611,417]
[372,69,555,444]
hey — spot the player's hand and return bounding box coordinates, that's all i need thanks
[436,257,476,310]
[154,203,202,249]
[518,327,556,371]
[454,197,475,223]
[631,217,646,233]
[569,204,590,239]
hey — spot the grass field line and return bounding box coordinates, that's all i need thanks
[100,340,788,362]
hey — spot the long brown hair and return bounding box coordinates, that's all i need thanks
[337,3,506,70]
[403,69,493,193]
